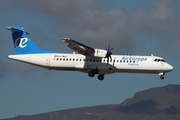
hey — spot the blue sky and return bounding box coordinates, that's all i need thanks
[0,0,180,119]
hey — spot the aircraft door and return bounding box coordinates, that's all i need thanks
[46,57,50,66]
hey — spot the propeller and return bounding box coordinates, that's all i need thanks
[105,43,113,65]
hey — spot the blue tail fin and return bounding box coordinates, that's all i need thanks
[6,26,55,54]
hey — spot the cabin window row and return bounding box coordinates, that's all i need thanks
[55,58,85,62]
[54,58,136,63]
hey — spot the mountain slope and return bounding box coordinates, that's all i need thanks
[3,84,180,120]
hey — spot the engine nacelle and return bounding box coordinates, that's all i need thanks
[93,49,107,58]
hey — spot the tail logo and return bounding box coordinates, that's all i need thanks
[15,37,28,48]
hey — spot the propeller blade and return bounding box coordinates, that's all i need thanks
[110,55,112,60]
[105,42,113,65]
[107,57,109,66]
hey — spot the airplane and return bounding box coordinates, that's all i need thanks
[6,26,173,80]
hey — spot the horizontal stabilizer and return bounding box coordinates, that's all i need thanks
[6,26,29,34]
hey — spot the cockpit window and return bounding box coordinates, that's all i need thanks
[154,59,166,62]
[161,59,166,62]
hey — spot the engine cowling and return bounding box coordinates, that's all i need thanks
[93,49,107,58]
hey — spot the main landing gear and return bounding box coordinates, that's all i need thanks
[88,71,95,77]
[98,74,104,81]
[88,69,104,81]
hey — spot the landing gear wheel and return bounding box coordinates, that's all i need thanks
[88,71,95,77]
[98,74,104,81]
[160,75,164,80]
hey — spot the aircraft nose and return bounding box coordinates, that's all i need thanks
[168,64,173,71]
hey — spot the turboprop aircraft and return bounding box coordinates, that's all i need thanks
[6,26,173,80]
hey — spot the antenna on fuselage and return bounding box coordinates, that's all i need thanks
[123,47,131,55]
[126,47,129,55]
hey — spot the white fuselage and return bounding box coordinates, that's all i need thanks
[8,53,173,75]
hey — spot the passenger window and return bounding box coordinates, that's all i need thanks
[76,59,78,61]
[69,58,71,61]
[63,58,65,61]
[73,59,75,61]
[60,58,62,61]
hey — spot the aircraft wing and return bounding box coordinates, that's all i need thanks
[62,38,95,56]
[62,38,110,58]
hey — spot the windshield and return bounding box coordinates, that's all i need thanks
[154,59,166,62]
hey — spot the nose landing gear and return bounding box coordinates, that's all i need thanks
[160,75,164,80]
[159,73,165,80]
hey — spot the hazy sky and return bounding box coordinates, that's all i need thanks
[0,0,180,119]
